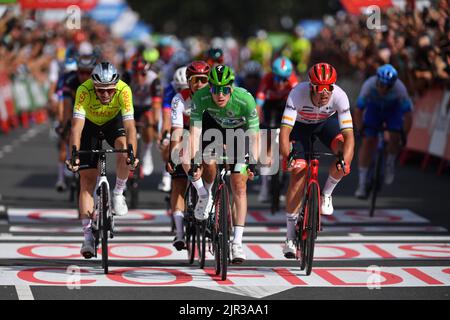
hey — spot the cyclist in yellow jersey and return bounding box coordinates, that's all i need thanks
[66,62,139,259]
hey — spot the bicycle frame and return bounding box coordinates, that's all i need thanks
[301,158,321,241]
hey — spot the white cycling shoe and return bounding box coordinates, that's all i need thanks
[194,193,213,221]
[112,193,128,216]
[142,150,154,176]
[231,243,246,264]
[283,239,296,259]
[158,174,172,193]
[321,194,334,216]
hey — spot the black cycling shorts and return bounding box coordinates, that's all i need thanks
[134,105,152,122]
[261,99,285,129]
[290,114,342,154]
[201,112,249,173]
[79,115,126,170]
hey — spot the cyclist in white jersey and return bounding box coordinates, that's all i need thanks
[279,63,355,258]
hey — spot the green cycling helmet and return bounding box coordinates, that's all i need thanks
[208,65,235,86]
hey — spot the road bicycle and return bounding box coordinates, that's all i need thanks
[360,127,405,217]
[290,136,345,275]
[71,140,135,274]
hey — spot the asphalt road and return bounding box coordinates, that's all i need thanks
[0,122,449,302]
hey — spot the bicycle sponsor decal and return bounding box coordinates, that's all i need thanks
[1,243,449,260]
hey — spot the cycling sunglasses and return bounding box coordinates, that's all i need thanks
[274,75,289,83]
[95,88,116,95]
[189,76,208,84]
[310,84,334,93]
[210,85,232,95]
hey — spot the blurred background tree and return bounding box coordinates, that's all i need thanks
[128,0,340,38]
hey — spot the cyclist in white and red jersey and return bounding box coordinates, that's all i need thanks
[167,61,211,250]
[279,62,355,258]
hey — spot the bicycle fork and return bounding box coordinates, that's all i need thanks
[300,159,321,240]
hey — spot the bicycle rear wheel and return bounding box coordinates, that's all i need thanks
[304,183,319,276]
[219,184,230,281]
[184,185,196,264]
[99,182,109,274]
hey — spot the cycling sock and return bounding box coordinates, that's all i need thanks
[286,213,298,240]
[260,175,269,190]
[113,177,127,195]
[386,154,396,167]
[144,143,152,155]
[358,167,368,187]
[162,169,171,178]
[82,219,94,241]
[173,211,184,238]
[57,162,65,181]
[322,176,341,196]
[192,179,208,197]
[232,226,245,245]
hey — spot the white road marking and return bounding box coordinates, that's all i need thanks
[15,285,34,300]
[0,242,449,260]
[1,266,449,295]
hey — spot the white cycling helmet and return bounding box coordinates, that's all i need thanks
[91,62,120,88]
[173,66,188,90]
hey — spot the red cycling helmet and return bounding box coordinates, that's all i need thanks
[132,57,150,73]
[186,60,211,79]
[308,62,337,85]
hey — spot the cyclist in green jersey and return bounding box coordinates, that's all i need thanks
[186,65,260,264]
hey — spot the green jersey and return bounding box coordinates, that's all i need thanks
[190,86,260,132]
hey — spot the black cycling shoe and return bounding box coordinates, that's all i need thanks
[172,237,186,251]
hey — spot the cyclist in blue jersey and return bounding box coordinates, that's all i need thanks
[354,64,413,198]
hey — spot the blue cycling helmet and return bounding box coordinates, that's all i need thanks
[377,64,398,86]
[64,57,78,72]
[272,57,293,78]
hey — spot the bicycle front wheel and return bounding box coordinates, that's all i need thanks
[99,182,109,274]
[196,220,207,269]
[304,183,319,276]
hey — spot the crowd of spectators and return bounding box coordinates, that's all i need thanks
[312,0,450,97]
[1,1,449,101]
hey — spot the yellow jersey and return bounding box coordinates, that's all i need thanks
[73,79,134,126]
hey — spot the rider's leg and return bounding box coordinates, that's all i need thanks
[79,169,98,239]
[56,140,67,191]
[285,168,307,240]
[385,131,401,184]
[171,177,187,245]
[112,136,130,216]
[230,173,249,263]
